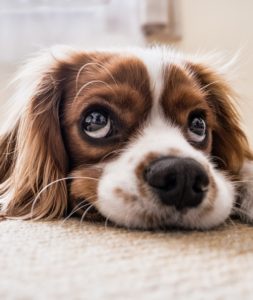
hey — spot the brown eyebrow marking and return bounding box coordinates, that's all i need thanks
[105,56,152,97]
[160,64,215,153]
[61,53,153,165]
[161,64,210,122]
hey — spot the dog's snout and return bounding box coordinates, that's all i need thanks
[144,156,209,210]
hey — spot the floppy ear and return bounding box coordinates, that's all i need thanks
[188,63,253,175]
[0,51,70,220]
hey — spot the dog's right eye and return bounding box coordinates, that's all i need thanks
[82,110,111,139]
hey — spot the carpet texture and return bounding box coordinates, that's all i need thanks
[0,219,253,300]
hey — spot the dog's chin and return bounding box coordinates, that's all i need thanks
[95,199,232,231]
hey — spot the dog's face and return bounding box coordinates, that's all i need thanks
[0,47,252,229]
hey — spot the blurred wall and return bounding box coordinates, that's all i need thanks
[0,0,252,143]
[176,0,253,143]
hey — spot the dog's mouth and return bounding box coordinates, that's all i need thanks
[68,179,231,230]
[95,164,234,230]
[68,151,234,230]
[79,191,212,230]
[68,199,182,229]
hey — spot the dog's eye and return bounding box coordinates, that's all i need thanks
[83,111,111,139]
[188,116,206,142]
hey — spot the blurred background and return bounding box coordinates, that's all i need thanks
[0,0,252,142]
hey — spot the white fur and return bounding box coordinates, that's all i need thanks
[95,48,240,229]
[2,45,252,229]
[98,116,235,229]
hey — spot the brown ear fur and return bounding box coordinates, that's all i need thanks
[0,58,69,219]
[0,124,18,184]
[188,63,253,175]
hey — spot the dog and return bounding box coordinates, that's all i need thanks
[0,46,253,229]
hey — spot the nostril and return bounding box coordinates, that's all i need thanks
[144,162,178,191]
[192,173,209,194]
[165,173,177,191]
[143,156,209,209]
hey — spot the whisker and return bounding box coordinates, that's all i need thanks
[199,80,223,93]
[225,216,236,227]
[75,62,94,92]
[75,62,119,92]
[80,201,99,224]
[99,148,125,163]
[30,176,99,218]
[231,206,253,220]
[232,179,253,184]
[73,79,115,108]
[209,155,227,168]
[104,216,110,230]
[104,209,113,230]
[62,196,97,223]
[73,164,103,169]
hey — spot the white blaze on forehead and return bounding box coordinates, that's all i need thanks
[134,49,165,105]
[96,47,235,229]
[124,46,185,117]
[97,116,235,229]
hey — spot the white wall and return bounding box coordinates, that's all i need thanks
[176,0,253,143]
[0,0,253,143]
[0,0,144,117]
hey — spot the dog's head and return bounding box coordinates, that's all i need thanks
[0,46,252,229]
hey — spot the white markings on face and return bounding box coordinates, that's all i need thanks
[95,48,235,229]
[97,118,235,229]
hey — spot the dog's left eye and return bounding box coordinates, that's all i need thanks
[82,111,111,139]
[188,116,206,143]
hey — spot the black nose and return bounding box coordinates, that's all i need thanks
[144,156,209,210]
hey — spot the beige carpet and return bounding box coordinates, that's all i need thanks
[0,219,253,300]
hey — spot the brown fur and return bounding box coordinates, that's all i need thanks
[161,65,214,153]
[135,152,161,198]
[62,56,152,166]
[0,51,153,220]
[0,61,69,219]
[70,167,102,203]
[0,49,252,223]
[68,167,103,219]
[114,188,138,203]
[187,63,253,174]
